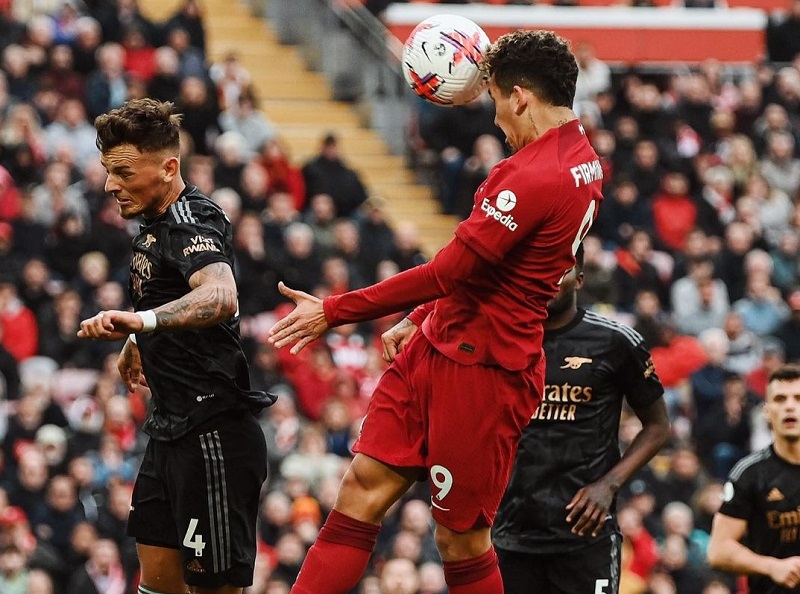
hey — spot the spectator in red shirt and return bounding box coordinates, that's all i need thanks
[652,171,697,254]
[0,281,37,362]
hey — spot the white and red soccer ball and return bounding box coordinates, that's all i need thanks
[401,14,491,107]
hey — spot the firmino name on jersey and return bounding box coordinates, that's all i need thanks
[183,235,220,257]
[570,159,603,187]
[480,198,518,231]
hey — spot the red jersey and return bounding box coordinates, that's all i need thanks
[426,120,603,370]
[324,120,603,371]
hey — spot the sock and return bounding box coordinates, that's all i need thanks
[291,509,380,594]
[443,547,504,594]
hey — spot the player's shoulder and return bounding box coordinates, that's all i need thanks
[579,309,645,347]
[165,186,227,227]
[728,447,773,482]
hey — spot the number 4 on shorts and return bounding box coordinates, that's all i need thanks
[183,518,206,557]
[595,579,609,594]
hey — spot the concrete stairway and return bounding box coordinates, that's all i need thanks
[139,0,458,256]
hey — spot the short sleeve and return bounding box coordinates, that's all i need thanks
[616,332,665,411]
[718,468,754,520]
[162,202,230,281]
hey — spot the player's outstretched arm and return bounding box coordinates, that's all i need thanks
[708,514,800,587]
[77,262,238,340]
[154,261,238,329]
[566,398,670,537]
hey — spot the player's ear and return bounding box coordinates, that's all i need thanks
[162,155,180,182]
[574,270,585,290]
[510,85,525,116]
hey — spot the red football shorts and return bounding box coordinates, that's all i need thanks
[353,333,544,532]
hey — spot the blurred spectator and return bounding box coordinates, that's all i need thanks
[120,25,155,82]
[732,272,790,336]
[174,75,219,156]
[596,176,653,249]
[30,474,84,561]
[670,258,729,336]
[84,42,128,119]
[379,557,419,594]
[165,0,206,55]
[301,133,368,218]
[258,139,305,211]
[745,336,787,398]
[691,327,730,418]
[65,537,125,594]
[455,133,504,220]
[164,25,205,79]
[146,45,181,102]
[693,373,752,479]
[574,41,611,107]
[209,51,250,112]
[722,311,763,376]
[38,44,84,101]
[766,0,800,63]
[614,230,665,312]
[0,281,37,362]
[280,424,342,492]
[775,287,800,362]
[218,87,277,159]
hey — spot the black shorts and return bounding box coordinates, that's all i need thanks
[127,411,268,588]
[497,534,622,594]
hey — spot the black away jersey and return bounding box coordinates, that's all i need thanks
[130,185,275,440]
[718,446,800,594]
[493,309,663,554]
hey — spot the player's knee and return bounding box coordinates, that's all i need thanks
[434,524,492,561]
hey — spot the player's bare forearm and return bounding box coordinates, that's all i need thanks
[603,398,670,491]
[708,537,774,576]
[156,262,238,330]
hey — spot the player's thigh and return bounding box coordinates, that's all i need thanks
[425,356,543,532]
[128,438,181,551]
[137,543,187,593]
[169,413,268,588]
[496,548,552,594]
[352,333,428,470]
[549,535,622,594]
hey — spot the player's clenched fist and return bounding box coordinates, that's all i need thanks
[768,556,800,588]
[78,310,145,341]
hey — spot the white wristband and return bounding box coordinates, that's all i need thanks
[136,310,158,333]
[129,333,137,344]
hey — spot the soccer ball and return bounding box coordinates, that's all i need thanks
[401,14,491,107]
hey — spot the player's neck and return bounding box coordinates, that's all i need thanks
[544,307,578,331]
[527,106,577,143]
[773,438,800,465]
[151,179,187,218]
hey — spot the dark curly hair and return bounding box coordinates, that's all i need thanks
[95,98,183,154]
[484,30,578,107]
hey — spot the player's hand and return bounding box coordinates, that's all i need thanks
[767,556,800,588]
[78,310,146,341]
[268,282,329,354]
[381,317,418,362]
[566,480,615,537]
[117,336,145,392]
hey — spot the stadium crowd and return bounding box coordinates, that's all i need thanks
[0,0,797,593]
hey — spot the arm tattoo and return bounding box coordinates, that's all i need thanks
[155,262,238,330]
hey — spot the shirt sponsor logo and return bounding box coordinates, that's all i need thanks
[767,487,785,502]
[480,197,518,231]
[570,159,603,187]
[560,356,593,369]
[495,189,517,212]
[183,235,220,257]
